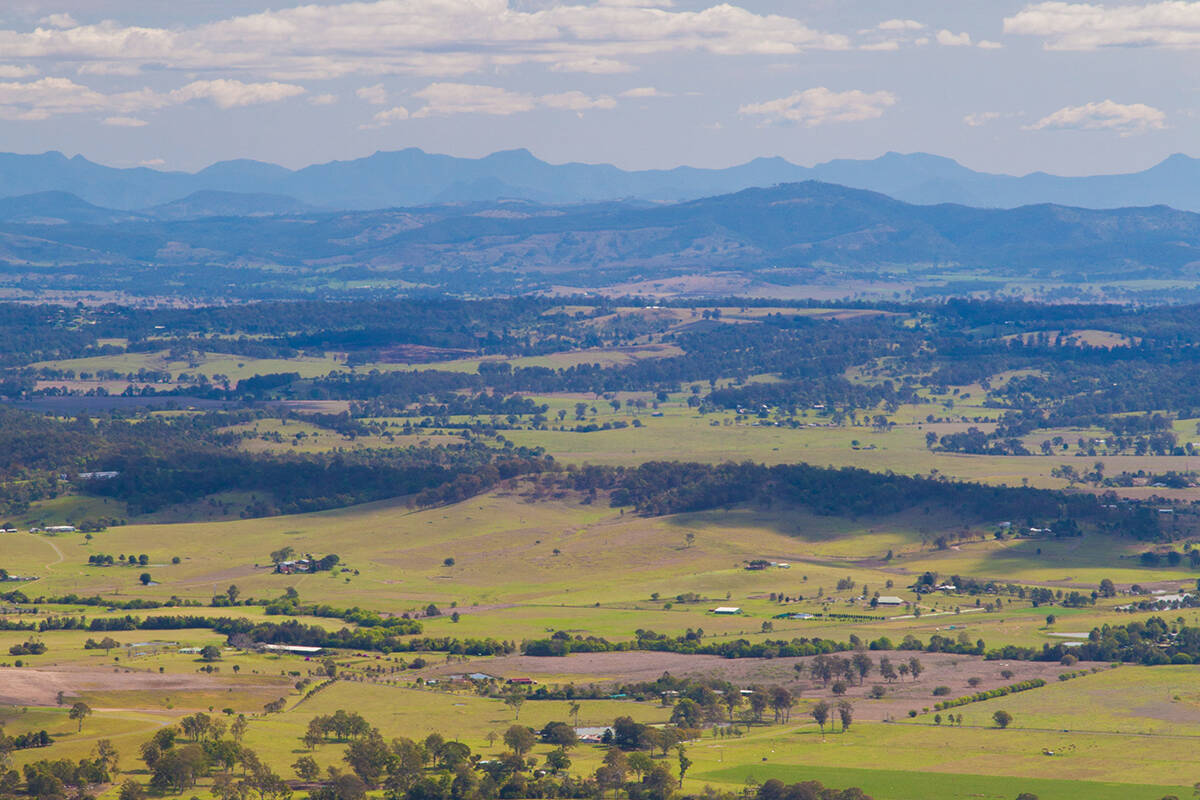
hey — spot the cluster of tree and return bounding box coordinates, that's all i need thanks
[303,711,372,747]
[931,679,1046,711]
[531,460,1102,525]
[756,777,871,800]
[0,729,52,751]
[138,719,287,798]
[7,640,46,656]
[86,553,148,567]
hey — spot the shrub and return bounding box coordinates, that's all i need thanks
[932,686,951,696]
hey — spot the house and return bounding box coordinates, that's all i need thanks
[262,644,324,655]
[43,526,76,533]
[712,606,742,615]
[876,596,904,606]
[574,727,612,744]
[506,677,535,685]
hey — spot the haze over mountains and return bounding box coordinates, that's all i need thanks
[5,148,1200,214]
[3,181,1199,283]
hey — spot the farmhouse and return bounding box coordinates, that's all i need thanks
[876,596,904,606]
[262,644,324,655]
[712,606,742,615]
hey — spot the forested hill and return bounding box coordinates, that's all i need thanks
[3,182,1200,293]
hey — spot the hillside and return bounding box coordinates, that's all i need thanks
[1,182,1199,299]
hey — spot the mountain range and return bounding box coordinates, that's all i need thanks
[5,148,1200,213]
[3,182,1199,291]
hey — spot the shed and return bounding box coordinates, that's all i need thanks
[712,606,742,615]
[876,596,904,606]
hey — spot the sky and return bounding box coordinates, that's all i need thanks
[0,0,1198,176]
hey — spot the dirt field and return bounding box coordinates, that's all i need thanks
[0,666,247,706]
[429,651,1091,721]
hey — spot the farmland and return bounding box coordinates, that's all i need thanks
[5,297,1200,800]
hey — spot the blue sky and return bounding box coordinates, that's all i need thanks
[0,0,1197,175]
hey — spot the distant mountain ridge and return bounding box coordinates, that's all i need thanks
[2,180,1199,282]
[3,148,1200,213]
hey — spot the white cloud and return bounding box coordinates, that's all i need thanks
[360,105,410,129]
[936,29,972,46]
[541,91,616,110]
[620,86,668,98]
[739,87,896,127]
[861,41,900,51]
[77,62,145,76]
[1005,2,1200,50]
[977,40,1003,49]
[876,19,925,31]
[1026,99,1167,135]
[169,79,305,109]
[102,116,147,127]
[0,76,305,121]
[39,13,78,30]
[0,64,38,79]
[411,81,617,117]
[356,84,388,104]
[309,93,338,106]
[550,57,635,74]
[963,111,1004,127]
[0,0,851,83]
[413,83,536,117]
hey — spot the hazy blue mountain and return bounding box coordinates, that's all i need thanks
[145,190,316,220]
[5,182,1200,284]
[3,148,1200,212]
[0,191,146,224]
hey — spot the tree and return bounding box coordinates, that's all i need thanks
[748,689,769,722]
[139,572,152,585]
[69,702,92,732]
[96,739,120,774]
[227,585,241,604]
[851,652,873,684]
[99,636,120,655]
[810,701,830,736]
[545,748,571,774]
[907,657,923,681]
[627,751,653,780]
[676,744,692,787]
[837,700,853,732]
[118,779,146,800]
[231,715,248,743]
[293,756,320,782]
[568,701,582,727]
[670,698,701,728]
[879,657,898,683]
[503,690,526,720]
[343,731,391,786]
[200,645,222,662]
[684,532,695,548]
[270,546,296,565]
[1098,578,1117,598]
[769,687,794,724]
[503,725,535,756]
[993,710,1013,729]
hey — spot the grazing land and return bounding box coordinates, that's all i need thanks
[6,297,1200,800]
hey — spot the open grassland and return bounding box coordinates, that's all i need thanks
[6,486,1200,668]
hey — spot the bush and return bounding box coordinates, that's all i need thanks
[932,686,951,696]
